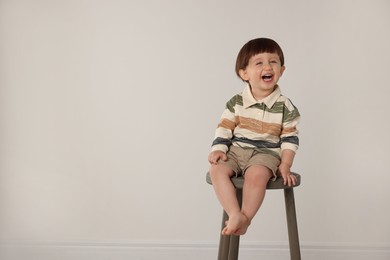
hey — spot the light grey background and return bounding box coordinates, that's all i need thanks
[1,0,389,251]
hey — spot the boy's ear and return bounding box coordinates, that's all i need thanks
[280,65,286,76]
[238,69,249,81]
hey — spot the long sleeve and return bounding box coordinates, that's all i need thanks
[210,86,300,159]
[211,96,239,153]
[280,99,300,152]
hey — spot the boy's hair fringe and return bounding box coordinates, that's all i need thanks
[235,38,284,80]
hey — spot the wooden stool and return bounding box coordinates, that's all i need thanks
[206,172,301,260]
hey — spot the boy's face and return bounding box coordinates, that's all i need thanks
[239,52,285,95]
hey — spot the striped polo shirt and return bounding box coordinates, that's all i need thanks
[211,84,300,159]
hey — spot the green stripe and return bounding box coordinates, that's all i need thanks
[252,101,300,122]
[226,95,300,122]
[283,106,300,122]
[226,95,242,113]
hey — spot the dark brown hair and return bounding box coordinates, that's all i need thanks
[235,38,284,80]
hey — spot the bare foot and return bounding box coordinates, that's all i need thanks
[222,212,250,236]
[232,218,250,236]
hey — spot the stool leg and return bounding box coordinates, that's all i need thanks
[218,211,230,260]
[284,188,301,260]
[227,188,242,260]
[228,236,240,260]
[217,188,243,260]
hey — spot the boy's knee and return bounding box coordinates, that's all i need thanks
[245,166,272,181]
[210,164,234,179]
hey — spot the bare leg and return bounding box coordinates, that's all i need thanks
[235,165,272,235]
[209,164,248,235]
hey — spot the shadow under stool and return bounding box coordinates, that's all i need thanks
[206,172,301,260]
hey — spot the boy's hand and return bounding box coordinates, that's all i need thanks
[278,162,297,187]
[208,150,227,165]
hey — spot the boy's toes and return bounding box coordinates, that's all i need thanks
[222,226,234,235]
[221,227,228,235]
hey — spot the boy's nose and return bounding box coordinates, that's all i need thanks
[263,63,272,69]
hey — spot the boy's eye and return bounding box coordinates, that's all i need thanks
[256,62,263,65]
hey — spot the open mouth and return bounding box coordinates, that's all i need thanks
[262,74,273,81]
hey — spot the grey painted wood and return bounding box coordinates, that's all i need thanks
[207,172,301,260]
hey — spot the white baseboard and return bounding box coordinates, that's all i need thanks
[1,240,389,260]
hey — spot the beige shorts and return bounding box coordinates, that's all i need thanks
[219,145,281,180]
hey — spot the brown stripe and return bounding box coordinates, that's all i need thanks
[218,118,236,130]
[238,116,281,136]
[281,126,297,135]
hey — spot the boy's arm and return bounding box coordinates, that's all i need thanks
[279,99,300,186]
[279,149,297,186]
[211,99,237,153]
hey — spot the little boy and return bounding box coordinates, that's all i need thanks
[208,38,300,236]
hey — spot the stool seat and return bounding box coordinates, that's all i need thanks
[206,172,301,190]
[206,171,302,260]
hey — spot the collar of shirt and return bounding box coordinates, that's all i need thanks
[242,84,282,109]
